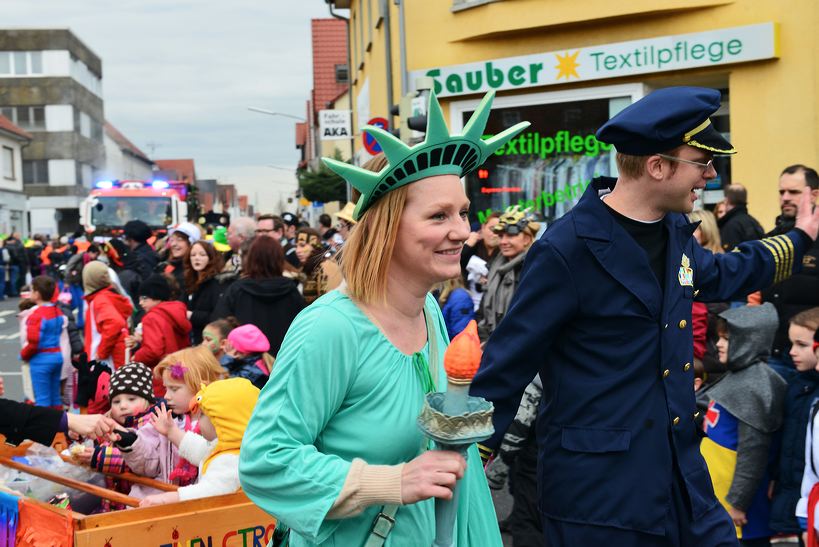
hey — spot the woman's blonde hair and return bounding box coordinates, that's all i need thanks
[154,345,226,393]
[340,153,408,305]
[688,209,723,254]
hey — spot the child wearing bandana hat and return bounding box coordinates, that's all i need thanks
[74,362,157,510]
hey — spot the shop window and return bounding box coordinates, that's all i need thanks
[462,97,619,226]
[2,146,14,179]
[22,160,48,184]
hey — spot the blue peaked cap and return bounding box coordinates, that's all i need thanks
[596,86,735,156]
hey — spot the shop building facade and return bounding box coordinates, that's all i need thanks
[333,0,819,229]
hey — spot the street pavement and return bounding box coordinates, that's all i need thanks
[0,295,27,402]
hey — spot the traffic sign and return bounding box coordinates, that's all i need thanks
[363,117,389,155]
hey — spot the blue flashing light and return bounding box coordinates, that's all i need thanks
[152,180,169,189]
[95,180,114,189]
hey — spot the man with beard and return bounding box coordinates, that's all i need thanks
[762,164,819,378]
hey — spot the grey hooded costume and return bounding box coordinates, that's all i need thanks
[701,302,787,511]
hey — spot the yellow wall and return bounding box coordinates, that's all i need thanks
[346,0,819,229]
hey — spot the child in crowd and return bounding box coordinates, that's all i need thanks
[771,308,819,537]
[139,377,260,506]
[439,276,474,340]
[219,324,273,390]
[17,298,37,403]
[788,308,819,542]
[699,303,786,545]
[83,260,132,369]
[20,276,67,407]
[75,362,155,511]
[114,346,225,498]
[130,274,192,396]
[201,317,238,362]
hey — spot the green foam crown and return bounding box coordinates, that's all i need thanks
[322,90,530,220]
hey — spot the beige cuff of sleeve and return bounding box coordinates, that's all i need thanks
[327,458,404,519]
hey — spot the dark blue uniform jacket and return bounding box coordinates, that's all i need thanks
[471,177,809,535]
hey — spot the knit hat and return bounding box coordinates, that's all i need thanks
[82,260,111,295]
[110,362,154,403]
[138,274,171,301]
[227,324,270,354]
[123,220,152,243]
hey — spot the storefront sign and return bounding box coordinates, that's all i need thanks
[318,110,351,140]
[412,23,778,97]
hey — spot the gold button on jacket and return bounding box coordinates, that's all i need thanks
[678,320,687,329]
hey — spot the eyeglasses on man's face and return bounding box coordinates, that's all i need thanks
[255,228,275,235]
[656,153,715,175]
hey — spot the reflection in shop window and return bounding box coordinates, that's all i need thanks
[464,91,733,225]
[464,97,617,226]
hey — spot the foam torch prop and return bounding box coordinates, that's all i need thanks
[417,320,494,547]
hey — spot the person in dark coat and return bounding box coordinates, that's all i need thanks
[717,184,764,251]
[184,240,225,344]
[211,236,305,357]
[762,164,819,378]
[471,87,819,545]
[123,220,158,281]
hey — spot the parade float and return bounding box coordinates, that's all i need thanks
[0,437,275,547]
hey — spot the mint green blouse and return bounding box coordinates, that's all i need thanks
[239,290,502,546]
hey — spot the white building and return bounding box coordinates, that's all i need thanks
[0,29,105,237]
[101,122,153,181]
[0,115,30,235]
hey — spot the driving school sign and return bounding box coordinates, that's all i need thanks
[319,110,351,141]
[411,23,778,98]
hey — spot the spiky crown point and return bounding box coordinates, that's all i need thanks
[322,90,530,220]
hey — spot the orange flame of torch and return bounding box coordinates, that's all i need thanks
[443,320,483,383]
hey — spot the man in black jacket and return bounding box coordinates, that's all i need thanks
[762,164,819,377]
[717,183,764,251]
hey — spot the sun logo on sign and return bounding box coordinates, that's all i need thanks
[554,50,581,81]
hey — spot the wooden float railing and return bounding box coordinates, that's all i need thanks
[0,456,141,508]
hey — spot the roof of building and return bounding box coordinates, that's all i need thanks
[0,115,32,141]
[104,122,151,164]
[311,19,348,116]
[155,159,197,183]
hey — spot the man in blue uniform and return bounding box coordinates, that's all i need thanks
[470,86,819,546]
